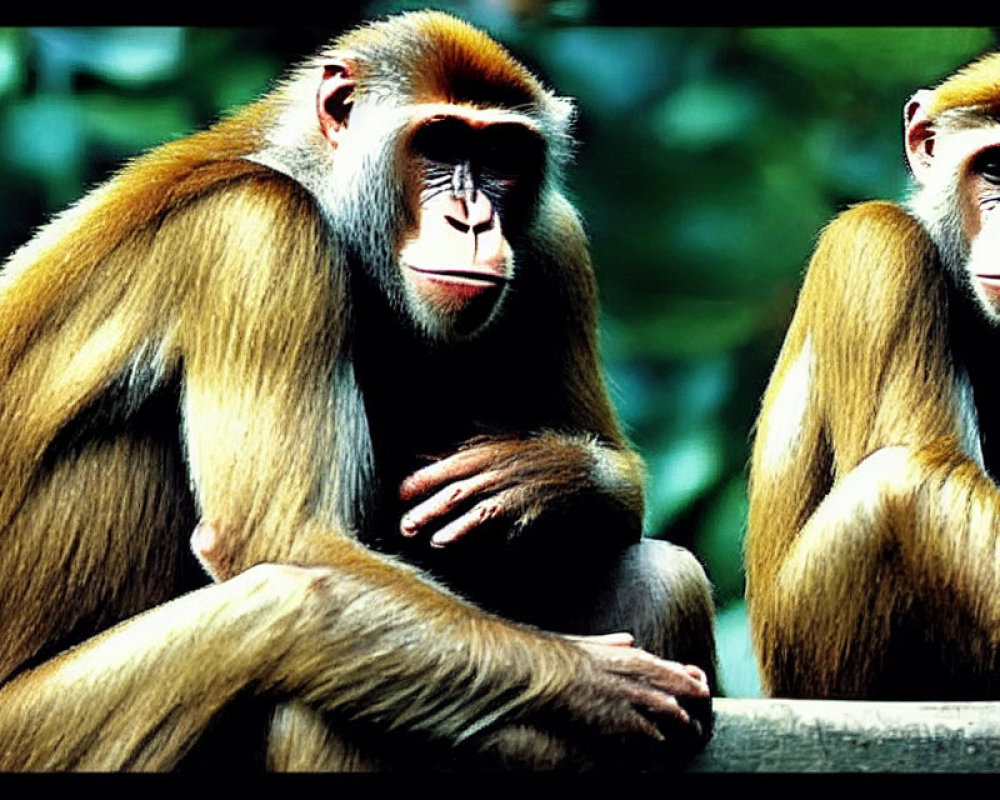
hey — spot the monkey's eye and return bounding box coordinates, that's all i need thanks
[972,148,1000,185]
[476,123,544,179]
[411,116,544,180]
[411,117,473,166]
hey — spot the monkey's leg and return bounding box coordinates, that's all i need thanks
[759,449,918,697]
[265,700,591,772]
[453,536,717,685]
[0,564,323,771]
[760,446,1000,699]
[420,533,717,680]
[580,540,718,684]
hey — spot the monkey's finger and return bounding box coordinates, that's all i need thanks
[428,491,521,547]
[401,469,506,536]
[597,647,710,698]
[634,657,710,698]
[618,707,667,742]
[399,446,497,500]
[643,661,711,698]
[621,683,690,725]
[685,664,709,685]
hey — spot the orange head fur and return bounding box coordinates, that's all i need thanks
[325,11,546,110]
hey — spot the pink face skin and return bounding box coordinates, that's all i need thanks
[398,182,512,315]
[906,90,1000,319]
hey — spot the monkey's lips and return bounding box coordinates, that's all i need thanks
[405,264,508,300]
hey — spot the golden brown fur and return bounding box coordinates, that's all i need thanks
[747,53,1000,698]
[0,13,715,770]
[745,203,970,697]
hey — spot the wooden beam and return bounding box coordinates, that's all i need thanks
[688,698,1000,772]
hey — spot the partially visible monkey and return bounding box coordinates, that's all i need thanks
[0,14,715,771]
[747,52,1000,699]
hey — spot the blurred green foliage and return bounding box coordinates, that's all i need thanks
[0,11,995,699]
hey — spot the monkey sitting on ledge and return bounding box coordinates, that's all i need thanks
[747,52,1000,700]
[0,14,716,770]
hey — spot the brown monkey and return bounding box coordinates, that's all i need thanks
[747,52,1000,699]
[0,14,715,771]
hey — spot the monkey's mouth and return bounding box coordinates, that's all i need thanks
[406,264,507,306]
[406,264,507,287]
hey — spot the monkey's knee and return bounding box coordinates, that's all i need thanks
[593,540,718,687]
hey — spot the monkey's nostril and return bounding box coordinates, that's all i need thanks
[473,214,495,235]
[445,215,470,233]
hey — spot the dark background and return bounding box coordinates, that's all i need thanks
[0,7,994,695]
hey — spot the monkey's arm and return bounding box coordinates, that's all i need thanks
[747,202,1000,696]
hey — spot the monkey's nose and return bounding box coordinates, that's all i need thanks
[457,192,494,232]
[442,192,495,233]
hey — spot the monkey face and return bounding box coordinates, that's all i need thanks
[906,95,1000,323]
[311,40,561,343]
[393,112,545,339]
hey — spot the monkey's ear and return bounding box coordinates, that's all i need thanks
[317,58,356,147]
[904,89,936,184]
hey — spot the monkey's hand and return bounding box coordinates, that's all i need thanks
[474,631,712,770]
[398,433,643,547]
[563,632,710,737]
